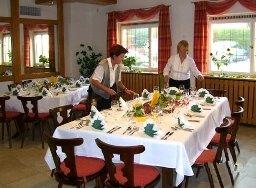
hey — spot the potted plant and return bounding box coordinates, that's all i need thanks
[76,44,102,78]
[38,55,49,68]
[123,56,136,71]
[210,48,233,72]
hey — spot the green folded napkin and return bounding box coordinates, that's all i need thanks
[191,104,202,113]
[144,123,157,137]
[92,119,104,130]
[206,96,214,104]
[199,91,207,97]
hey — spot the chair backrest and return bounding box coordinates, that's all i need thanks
[207,89,227,97]
[0,96,10,121]
[17,96,43,118]
[49,104,74,128]
[215,117,234,163]
[46,136,83,178]
[229,106,244,142]
[95,138,145,187]
[235,96,245,108]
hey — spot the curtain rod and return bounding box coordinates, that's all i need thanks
[107,4,171,14]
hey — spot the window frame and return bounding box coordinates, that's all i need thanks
[208,15,255,75]
[32,31,49,67]
[1,32,12,65]
[118,21,158,72]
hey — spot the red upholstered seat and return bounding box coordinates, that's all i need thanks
[28,112,49,119]
[5,111,20,119]
[73,104,87,111]
[195,149,216,164]
[115,163,160,187]
[60,156,105,177]
[211,133,231,144]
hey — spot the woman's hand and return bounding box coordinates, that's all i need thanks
[197,75,204,81]
[125,88,136,95]
[107,88,117,96]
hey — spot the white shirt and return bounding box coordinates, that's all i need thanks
[163,54,202,80]
[92,58,121,87]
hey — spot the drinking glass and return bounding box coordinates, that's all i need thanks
[190,87,197,98]
[133,93,140,100]
[179,85,185,94]
[153,86,159,92]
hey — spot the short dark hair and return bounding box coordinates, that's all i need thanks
[110,44,128,58]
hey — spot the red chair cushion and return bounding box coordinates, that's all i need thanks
[114,163,160,187]
[60,156,105,177]
[211,133,231,145]
[195,149,216,164]
[28,112,49,120]
[6,111,20,119]
[73,104,87,111]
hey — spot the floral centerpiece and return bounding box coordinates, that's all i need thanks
[210,48,233,71]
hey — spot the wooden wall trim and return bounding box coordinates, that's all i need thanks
[204,75,256,82]
[20,18,58,25]
[21,72,57,80]
[57,0,65,76]
[0,16,11,22]
[11,0,21,84]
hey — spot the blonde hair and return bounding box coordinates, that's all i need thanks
[177,40,189,53]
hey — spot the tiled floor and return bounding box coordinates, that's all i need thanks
[0,125,255,188]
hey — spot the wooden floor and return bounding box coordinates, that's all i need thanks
[0,125,255,188]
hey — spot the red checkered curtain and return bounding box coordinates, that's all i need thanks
[158,5,171,73]
[48,25,55,70]
[193,0,256,73]
[107,5,171,73]
[24,25,31,67]
[0,24,11,33]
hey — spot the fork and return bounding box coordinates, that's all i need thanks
[129,127,139,135]
[123,126,132,134]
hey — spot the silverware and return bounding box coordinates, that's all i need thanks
[161,131,170,139]
[129,127,139,135]
[163,132,174,140]
[109,126,121,133]
[107,127,117,133]
[107,126,121,134]
[123,126,132,134]
[188,119,200,122]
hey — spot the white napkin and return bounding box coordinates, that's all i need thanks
[141,89,150,99]
[89,106,105,130]
[75,80,82,87]
[41,87,53,97]
[177,115,190,129]
[118,97,128,111]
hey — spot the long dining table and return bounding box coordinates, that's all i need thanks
[44,96,231,187]
[4,85,89,113]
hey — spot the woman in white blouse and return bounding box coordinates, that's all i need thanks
[163,40,204,89]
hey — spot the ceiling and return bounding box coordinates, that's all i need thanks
[35,0,117,5]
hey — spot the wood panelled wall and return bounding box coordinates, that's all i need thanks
[121,72,256,126]
[196,76,256,126]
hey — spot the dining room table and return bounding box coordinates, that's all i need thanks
[4,85,89,113]
[44,95,231,187]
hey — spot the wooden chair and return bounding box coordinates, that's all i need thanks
[72,101,89,119]
[207,89,227,97]
[210,106,244,164]
[17,96,49,149]
[95,138,160,188]
[49,104,74,132]
[235,96,245,108]
[185,118,234,188]
[0,96,21,148]
[46,136,105,188]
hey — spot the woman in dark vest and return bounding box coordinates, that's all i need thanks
[89,44,135,111]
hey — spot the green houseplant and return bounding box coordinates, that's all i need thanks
[123,56,136,71]
[76,44,102,78]
[38,55,49,68]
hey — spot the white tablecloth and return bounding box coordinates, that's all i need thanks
[5,86,89,113]
[44,97,230,186]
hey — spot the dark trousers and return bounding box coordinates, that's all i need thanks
[88,84,117,111]
[169,78,190,89]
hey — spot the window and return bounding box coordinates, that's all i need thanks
[119,22,158,71]
[32,32,49,67]
[209,16,256,74]
[0,33,12,65]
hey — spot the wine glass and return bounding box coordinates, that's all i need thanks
[153,86,159,92]
[133,93,140,100]
[190,87,197,98]
[179,85,185,94]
